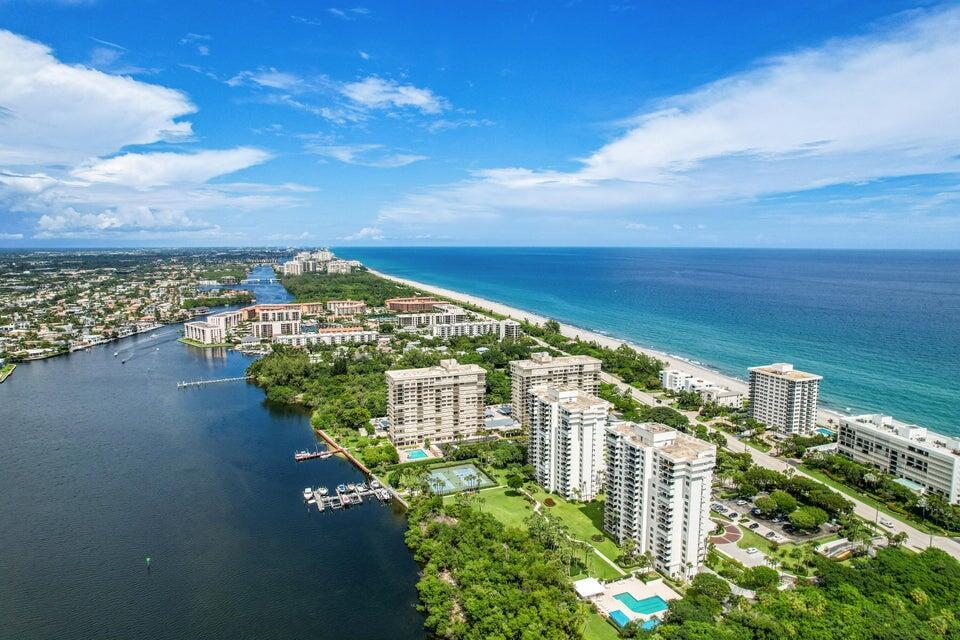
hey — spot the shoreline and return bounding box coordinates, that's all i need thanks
[367,268,849,427]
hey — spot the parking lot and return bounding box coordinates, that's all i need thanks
[712,496,829,544]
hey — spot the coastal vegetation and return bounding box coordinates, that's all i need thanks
[521,320,664,389]
[656,547,960,639]
[805,453,960,533]
[405,494,587,640]
[281,270,419,306]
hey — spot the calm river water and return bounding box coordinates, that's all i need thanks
[0,267,425,640]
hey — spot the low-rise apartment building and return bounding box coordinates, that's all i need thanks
[604,421,716,581]
[837,413,960,503]
[326,300,367,316]
[385,297,439,313]
[528,386,610,501]
[183,320,225,344]
[273,327,377,347]
[509,352,602,427]
[748,363,822,434]
[386,359,486,447]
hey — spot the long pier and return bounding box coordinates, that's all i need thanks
[294,448,340,462]
[177,376,252,388]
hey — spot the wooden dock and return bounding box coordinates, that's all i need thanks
[304,483,392,513]
[294,448,341,462]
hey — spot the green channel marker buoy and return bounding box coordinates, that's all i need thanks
[146,556,151,572]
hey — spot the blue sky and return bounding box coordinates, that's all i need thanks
[1,0,959,248]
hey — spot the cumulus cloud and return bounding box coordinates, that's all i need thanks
[376,6,960,227]
[36,206,218,236]
[0,30,195,165]
[71,148,272,188]
[305,143,426,168]
[340,77,447,113]
[341,226,384,241]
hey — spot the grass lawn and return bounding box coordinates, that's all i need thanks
[452,484,626,580]
[0,363,15,383]
[798,464,943,535]
[583,611,620,640]
[177,337,233,348]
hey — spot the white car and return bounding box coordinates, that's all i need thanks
[880,518,895,528]
[746,547,759,555]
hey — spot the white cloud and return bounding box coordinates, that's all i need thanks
[340,77,447,113]
[424,118,494,133]
[358,50,370,60]
[0,30,195,165]
[305,143,426,168]
[227,68,305,90]
[376,6,960,226]
[625,222,650,230]
[341,226,384,241]
[328,7,369,21]
[35,206,220,238]
[71,148,272,188]
[0,233,23,240]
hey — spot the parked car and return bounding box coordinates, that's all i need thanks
[765,532,777,539]
[736,499,748,506]
[746,547,759,554]
[751,508,762,516]
[749,523,760,530]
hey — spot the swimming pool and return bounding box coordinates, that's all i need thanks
[609,610,630,628]
[407,449,428,460]
[642,618,660,630]
[613,593,669,615]
[815,427,835,437]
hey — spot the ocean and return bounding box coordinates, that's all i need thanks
[336,247,960,436]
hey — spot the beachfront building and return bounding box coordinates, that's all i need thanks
[748,363,822,435]
[325,260,353,274]
[326,300,367,316]
[604,421,716,581]
[273,327,377,348]
[183,320,225,345]
[699,386,744,408]
[528,386,610,501]
[386,359,486,447]
[430,318,522,340]
[386,296,439,313]
[395,303,470,329]
[510,352,602,427]
[659,370,693,392]
[836,414,960,503]
[660,369,743,407]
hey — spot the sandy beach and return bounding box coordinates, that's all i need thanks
[369,268,848,427]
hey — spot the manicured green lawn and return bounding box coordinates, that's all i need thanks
[583,610,620,640]
[450,484,626,580]
[177,337,233,348]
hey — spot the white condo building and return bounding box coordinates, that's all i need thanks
[509,352,602,427]
[430,318,521,340]
[326,300,367,316]
[528,386,610,501]
[659,369,743,408]
[273,327,377,348]
[748,363,821,434]
[604,422,716,580]
[386,359,486,447]
[183,320,225,344]
[837,414,960,503]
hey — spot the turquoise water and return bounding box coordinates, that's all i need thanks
[609,610,630,627]
[337,248,960,436]
[816,427,835,437]
[614,593,670,615]
[407,449,428,460]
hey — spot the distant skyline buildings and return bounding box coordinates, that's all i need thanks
[1,2,960,248]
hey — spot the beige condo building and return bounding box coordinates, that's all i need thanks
[386,359,486,447]
[509,352,602,427]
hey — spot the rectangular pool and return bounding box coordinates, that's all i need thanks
[609,610,630,628]
[407,449,428,460]
[815,427,835,437]
[613,593,669,615]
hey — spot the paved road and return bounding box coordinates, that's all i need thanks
[602,374,960,560]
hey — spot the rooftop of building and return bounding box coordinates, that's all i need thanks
[528,384,610,412]
[749,362,822,382]
[386,358,486,381]
[510,351,601,371]
[607,421,716,461]
[841,413,960,455]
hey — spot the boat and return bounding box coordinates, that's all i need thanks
[336,484,347,494]
[113,352,118,357]
[318,487,329,496]
[357,483,368,492]
[303,487,313,500]
[370,480,381,489]
[346,483,356,492]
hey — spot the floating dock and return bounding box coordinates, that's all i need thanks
[294,448,340,462]
[304,482,393,513]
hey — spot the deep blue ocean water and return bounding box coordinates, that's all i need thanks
[336,248,960,436]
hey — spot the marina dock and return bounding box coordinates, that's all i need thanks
[294,448,341,462]
[303,482,393,513]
